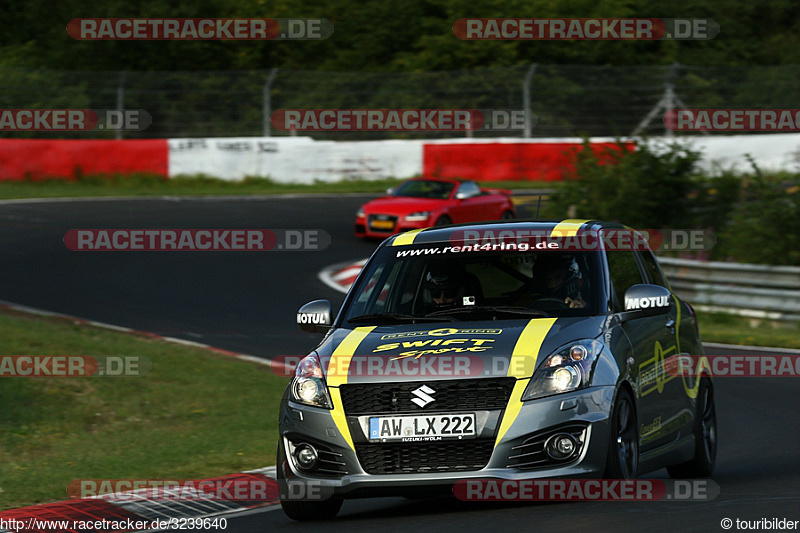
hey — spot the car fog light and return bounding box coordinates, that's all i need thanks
[294,443,319,471]
[546,433,577,460]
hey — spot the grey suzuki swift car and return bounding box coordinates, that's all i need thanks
[278,219,717,520]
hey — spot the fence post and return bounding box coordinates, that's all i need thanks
[116,71,126,140]
[263,68,279,137]
[632,62,690,136]
[663,62,680,137]
[523,64,538,138]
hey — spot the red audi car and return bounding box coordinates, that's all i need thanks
[355,178,515,239]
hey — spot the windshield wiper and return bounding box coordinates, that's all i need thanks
[425,306,551,319]
[348,313,455,324]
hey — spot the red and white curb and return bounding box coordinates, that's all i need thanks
[0,469,279,533]
[318,258,368,294]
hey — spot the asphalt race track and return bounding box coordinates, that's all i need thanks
[2,196,799,532]
[0,195,377,358]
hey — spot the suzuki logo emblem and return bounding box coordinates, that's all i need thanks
[411,385,436,408]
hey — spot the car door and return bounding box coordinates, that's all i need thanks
[605,242,680,453]
[448,181,486,223]
[482,191,508,220]
[635,249,689,434]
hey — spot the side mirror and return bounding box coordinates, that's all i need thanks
[297,299,332,333]
[623,284,672,317]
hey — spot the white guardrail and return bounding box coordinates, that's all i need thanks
[658,257,800,321]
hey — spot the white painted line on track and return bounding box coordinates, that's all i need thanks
[703,341,800,354]
[0,299,294,373]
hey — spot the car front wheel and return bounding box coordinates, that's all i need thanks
[604,387,638,479]
[667,378,717,478]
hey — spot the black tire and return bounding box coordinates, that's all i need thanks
[604,387,639,479]
[280,497,343,521]
[500,210,515,220]
[434,215,452,226]
[667,378,717,478]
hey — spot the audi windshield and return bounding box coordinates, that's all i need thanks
[392,180,455,199]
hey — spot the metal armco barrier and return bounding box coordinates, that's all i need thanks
[659,257,800,321]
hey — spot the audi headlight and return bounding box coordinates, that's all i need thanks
[356,208,365,218]
[522,339,602,401]
[405,211,431,222]
[290,354,332,409]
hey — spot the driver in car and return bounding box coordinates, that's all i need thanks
[515,254,586,309]
[423,265,480,313]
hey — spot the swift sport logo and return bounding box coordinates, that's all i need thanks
[411,385,436,408]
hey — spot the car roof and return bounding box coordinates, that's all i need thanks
[382,218,628,247]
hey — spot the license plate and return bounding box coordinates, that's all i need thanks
[370,220,395,230]
[368,414,476,442]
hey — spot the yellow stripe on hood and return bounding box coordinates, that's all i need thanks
[495,318,557,446]
[327,326,375,451]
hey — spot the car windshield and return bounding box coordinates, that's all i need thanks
[392,180,454,200]
[343,244,601,325]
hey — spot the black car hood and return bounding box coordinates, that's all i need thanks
[316,316,607,384]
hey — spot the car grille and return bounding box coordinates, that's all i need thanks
[315,448,349,476]
[356,440,495,474]
[506,424,587,469]
[288,438,348,477]
[340,378,516,415]
[367,214,397,233]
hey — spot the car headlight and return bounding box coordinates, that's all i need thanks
[522,339,602,401]
[356,208,365,218]
[290,354,332,409]
[404,211,431,222]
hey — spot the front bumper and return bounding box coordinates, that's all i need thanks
[277,385,615,500]
[354,216,427,239]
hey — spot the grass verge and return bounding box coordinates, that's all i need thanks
[696,310,800,349]
[0,307,289,510]
[0,174,554,200]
